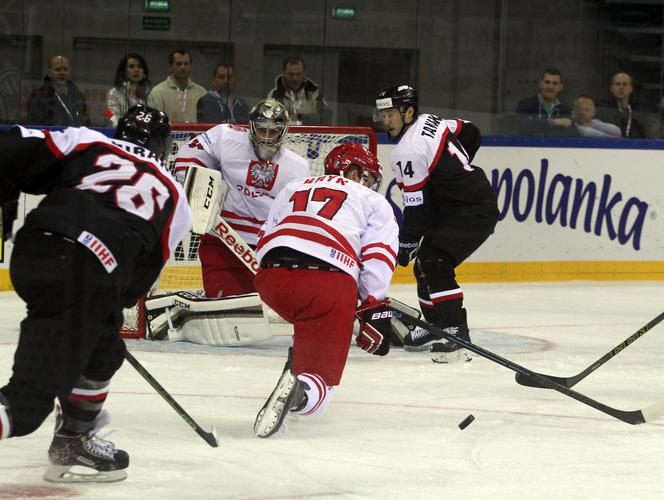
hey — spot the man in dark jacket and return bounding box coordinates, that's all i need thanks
[26,55,90,126]
[515,68,577,136]
[197,64,250,124]
[267,56,329,125]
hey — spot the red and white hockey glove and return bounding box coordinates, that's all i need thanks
[355,297,393,356]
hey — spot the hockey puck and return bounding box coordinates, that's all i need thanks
[458,414,475,430]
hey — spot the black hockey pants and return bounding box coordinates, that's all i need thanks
[1,227,126,436]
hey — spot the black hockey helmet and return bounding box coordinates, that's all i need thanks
[248,98,290,162]
[115,104,172,161]
[374,84,419,118]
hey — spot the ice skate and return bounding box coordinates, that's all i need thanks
[44,406,129,483]
[254,369,307,438]
[402,325,439,351]
[430,325,472,364]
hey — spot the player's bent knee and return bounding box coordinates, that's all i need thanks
[0,389,54,438]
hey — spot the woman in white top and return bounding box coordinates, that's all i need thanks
[104,53,152,127]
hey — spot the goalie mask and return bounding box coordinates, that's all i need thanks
[115,104,172,161]
[324,143,382,191]
[249,99,290,162]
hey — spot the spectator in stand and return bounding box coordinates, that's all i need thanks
[573,95,622,138]
[515,68,577,136]
[104,53,152,127]
[267,56,329,125]
[197,64,250,124]
[26,55,90,126]
[148,49,206,123]
[597,72,647,138]
[0,33,20,124]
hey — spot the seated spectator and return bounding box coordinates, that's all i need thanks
[597,72,647,138]
[515,68,577,136]
[26,55,89,126]
[148,49,206,123]
[197,64,250,124]
[267,56,329,125]
[104,53,152,127]
[573,95,621,138]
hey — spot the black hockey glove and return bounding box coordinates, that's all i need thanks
[397,235,421,267]
[355,297,393,356]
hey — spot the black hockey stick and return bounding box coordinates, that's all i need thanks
[391,309,664,425]
[515,311,664,389]
[124,351,219,447]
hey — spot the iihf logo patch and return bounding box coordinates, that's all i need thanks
[329,249,337,258]
[246,160,278,190]
[77,231,117,273]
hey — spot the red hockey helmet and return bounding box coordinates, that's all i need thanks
[324,142,382,191]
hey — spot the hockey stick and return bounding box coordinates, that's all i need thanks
[391,309,664,425]
[210,215,259,275]
[124,351,219,447]
[515,311,664,389]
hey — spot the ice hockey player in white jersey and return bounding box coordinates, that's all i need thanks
[252,142,399,438]
[374,84,498,363]
[174,98,309,298]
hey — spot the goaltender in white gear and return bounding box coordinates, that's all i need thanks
[147,164,272,346]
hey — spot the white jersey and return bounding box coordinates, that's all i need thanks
[256,175,398,301]
[174,124,310,245]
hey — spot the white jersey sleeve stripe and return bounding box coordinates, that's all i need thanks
[362,252,396,271]
[361,242,397,260]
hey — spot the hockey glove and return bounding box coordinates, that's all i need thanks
[397,235,421,267]
[355,297,393,356]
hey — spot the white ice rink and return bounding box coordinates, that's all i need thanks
[1,281,663,500]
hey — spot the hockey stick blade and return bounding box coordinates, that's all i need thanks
[124,351,219,447]
[391,309,664,425]
[515,311,664,389]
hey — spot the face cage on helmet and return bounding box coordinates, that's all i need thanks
[249,121,287,161]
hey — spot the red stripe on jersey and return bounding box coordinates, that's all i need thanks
[0,418,4,439]
[43,131,65,159]
[229,222,261,235]
[361,252,396,271]
[404,128,450,192]
[453,119,463,137]
[258,228,359,266]
[431,292,463,303]
[174,157,208,168]
[222,210,265,225]
[361,242,397,260]
[278,214,358,263]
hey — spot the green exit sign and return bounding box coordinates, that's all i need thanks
[145,0,170,11]
[331,7,356,19]
[143,16,171,31]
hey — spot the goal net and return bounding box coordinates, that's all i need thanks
[120,124,378,338]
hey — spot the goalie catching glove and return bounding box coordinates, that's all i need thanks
[355,297,394,356]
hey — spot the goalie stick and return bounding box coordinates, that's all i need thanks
[515,311,664,389]
[210,215,259,274]
[124,351,219,447]
[391,309,664,425]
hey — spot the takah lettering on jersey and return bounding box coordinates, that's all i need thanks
[246,160,278,190]
[492,159,648,250]
[329,248,356,268]
[77,231,118,273]
[421,115,443,139]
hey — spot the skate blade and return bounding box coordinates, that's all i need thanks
[431,349,473,364]
[403,344,432,352]
[254,373,296,438]
[44,464,128,483]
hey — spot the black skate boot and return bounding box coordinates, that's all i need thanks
[254,366,307,438]
[403,325,439,352]
[430,309,472,364]
[44,405,129,483]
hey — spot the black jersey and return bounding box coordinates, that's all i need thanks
[0,126,191,299]
[388,114,497,240]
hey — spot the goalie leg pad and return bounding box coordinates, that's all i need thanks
[181,314,272,346]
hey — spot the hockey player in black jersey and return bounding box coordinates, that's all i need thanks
[0,105,191,482]
[374,85,498,362]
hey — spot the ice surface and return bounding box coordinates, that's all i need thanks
[1,282,663,499]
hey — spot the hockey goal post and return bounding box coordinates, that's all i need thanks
[120,123,378,339]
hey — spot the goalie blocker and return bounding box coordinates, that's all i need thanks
[144,291,272,346]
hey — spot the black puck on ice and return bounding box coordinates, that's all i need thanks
[458,414,475,430]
